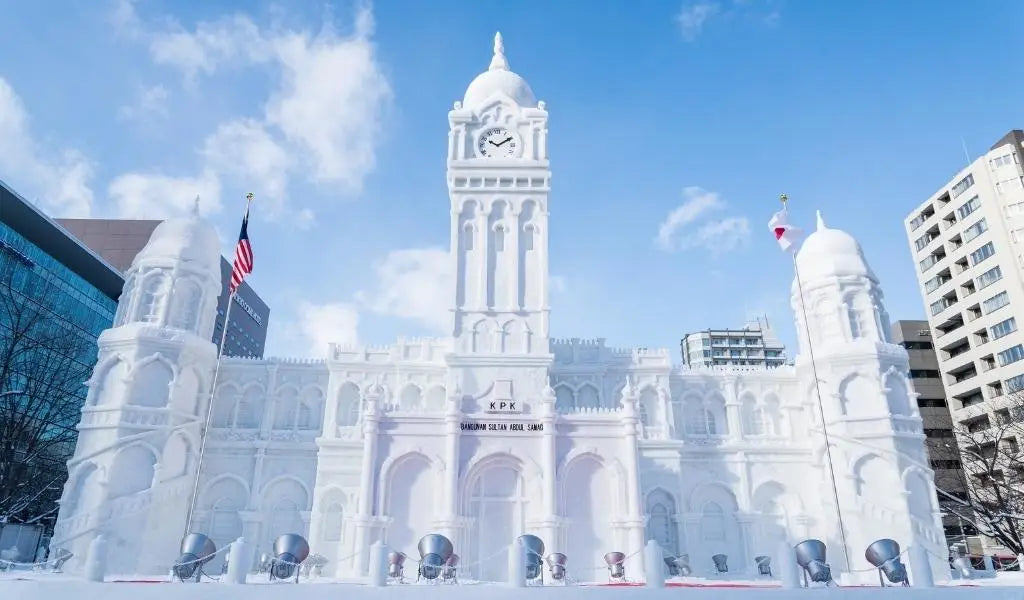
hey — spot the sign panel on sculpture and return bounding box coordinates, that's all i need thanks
[485,379,522,414]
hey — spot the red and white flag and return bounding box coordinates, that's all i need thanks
[229,201,253,294]
[768,208,802,252]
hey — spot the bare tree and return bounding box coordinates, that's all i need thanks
[0,252,96,528]
[939,390,1024,556]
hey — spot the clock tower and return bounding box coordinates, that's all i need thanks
[447,32,551,358]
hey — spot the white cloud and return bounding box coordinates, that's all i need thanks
[676,2,722,41]
[681,216,751,254]
[656,186,750,254]
[266,300,361,358]
[0,78,95,217]
[108,170,221,219]
[675,0,781,41]
[118,84,169,124]
[266,14,391,191]
[202,118,292,216]
[656,186,723,251]
[355,247,453,333]
[109,2,391,220]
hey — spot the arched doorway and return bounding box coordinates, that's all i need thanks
[465,459,529,582]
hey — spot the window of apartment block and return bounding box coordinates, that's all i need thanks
[977,265,1003,290]
[983,291,1010,314]
[962,218,988,243]
[919,254,941,272]
[916,397,947,407]
[990,317,1018,340]
[998,344,1024,367]
[1006,374,1024,392]
[952,173,975,198]
[957,195,981,219]
[970,242,996,266]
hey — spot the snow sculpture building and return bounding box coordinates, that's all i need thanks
[53,34,947,583]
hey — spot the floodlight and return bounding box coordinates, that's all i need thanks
[172,533,217,582]
[794,539,832,586]
[865,539,908,586]
[269,534,309,583]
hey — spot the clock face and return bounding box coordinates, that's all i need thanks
[477,127,518,158]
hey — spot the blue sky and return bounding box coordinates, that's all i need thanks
[1,0,1023,359]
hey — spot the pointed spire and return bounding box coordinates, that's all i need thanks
[489,31,509,71]
[191,195,201,218]
[816,210,827,231]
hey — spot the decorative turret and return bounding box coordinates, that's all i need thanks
[789,212,945,583]
[51,200,222,576]
[792,211,892,356]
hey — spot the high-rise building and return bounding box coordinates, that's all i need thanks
[0,180,122,529]
[680,319,787,368]
[57,218,269,358]
[904,130,1024,427]
[890,320,981,552]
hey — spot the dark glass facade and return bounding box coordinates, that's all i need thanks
[1,181,121,531]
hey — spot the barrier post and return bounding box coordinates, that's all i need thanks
[84,535,107,583]
[644,540,664,588]
[507,539,525,587]
[777,541,800,589]
[369,541,388,587]
[226,538,252,584]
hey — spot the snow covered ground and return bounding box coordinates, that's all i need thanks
[3,572,1024,600]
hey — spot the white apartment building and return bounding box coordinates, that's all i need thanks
[680,319,787,368]
[905,130,1024,433]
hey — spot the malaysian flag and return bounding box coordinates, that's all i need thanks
[229,196,254,293]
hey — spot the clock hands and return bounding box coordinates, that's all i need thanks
[484,136,514,152]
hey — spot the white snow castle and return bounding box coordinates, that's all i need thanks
[53,33,947,583]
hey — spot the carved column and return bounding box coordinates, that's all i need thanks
[536,385,560,551]
[436,387,463,544]
[619,380,647,574]
[352,383,382,575]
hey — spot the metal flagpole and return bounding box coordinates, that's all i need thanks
[781,193,853,574]
[183,193,253,540]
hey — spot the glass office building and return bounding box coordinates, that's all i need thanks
[0,180,121,530]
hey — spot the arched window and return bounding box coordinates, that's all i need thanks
[463,223,475,251]
[687,404,717,436]
[555,386,574,413]
[137,273,168,324]
[645,490,679,556]
[297,402,313,429]
[114,276,135,326]
[743,396,765,436]
[336,383,360,427]
[168,279,202,331]
[701,502,725,541]
[323,502,344,542]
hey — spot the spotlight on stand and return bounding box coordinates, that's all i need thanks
[388,551,407,582]
[442,553,460,583]
[794,539,833,587]
[417,534,454,582]
[545,553,568,583]
[173,533,217,582]
[517,535,545,584]
[674,554,691,576]
[865,539,908,587]
[269,534,310,583]
[604,552,626,582]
